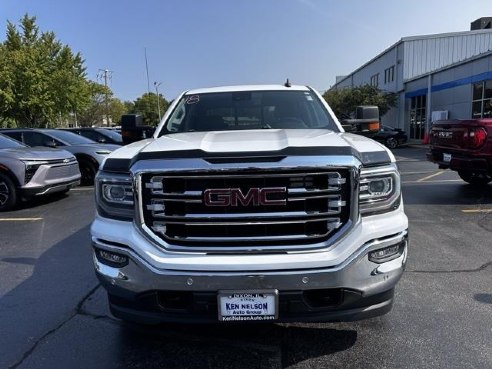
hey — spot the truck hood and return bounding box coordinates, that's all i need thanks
[104,129,393,171]
[0,147,75,161]
[146,129,362,152]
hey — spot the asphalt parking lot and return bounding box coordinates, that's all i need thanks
[0,146,491,369]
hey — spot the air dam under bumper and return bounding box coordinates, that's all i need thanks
[92,217,408,323]
[21,179,80,197]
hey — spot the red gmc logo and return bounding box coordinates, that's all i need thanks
[203,187,287,207]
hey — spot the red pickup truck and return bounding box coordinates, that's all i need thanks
[427,119,492,185]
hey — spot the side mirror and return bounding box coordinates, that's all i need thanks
[341,123,355,132]
[97,137,107,143]
[355,106,379,120]
[121,114,144,129]
[121,114,154,145]
[45,140,57,148]
[342,106,380,136]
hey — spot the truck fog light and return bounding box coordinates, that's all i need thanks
[369,241,405,263]
[96,249,129,267]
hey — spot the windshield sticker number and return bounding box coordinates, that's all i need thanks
[186,95,200,104]
[304,92,313,101]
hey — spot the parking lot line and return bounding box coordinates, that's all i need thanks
[71,188,94,191]
[417,171,444,182]
[0,217,43,221]
[400,171,437,175]
[402,179,462,184]
[461,209,492,214]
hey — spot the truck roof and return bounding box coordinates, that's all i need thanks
[185,84,310,95]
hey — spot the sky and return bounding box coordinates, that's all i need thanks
[1,0,490,102]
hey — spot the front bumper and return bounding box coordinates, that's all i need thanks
[21,179,81,197]
[91,207,408,323]
[21,161,81,197]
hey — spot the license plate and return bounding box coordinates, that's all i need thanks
[218,290,278,322]
[443,153,452,162]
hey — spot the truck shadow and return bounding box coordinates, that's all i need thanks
[0,225,98,369]
[15,190,71,210]
[118,321,358,368]
[402,182,492,206]
[0,220,358,369]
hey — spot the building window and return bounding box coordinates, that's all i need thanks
[384,66,395,84]
[370,73,379,87]
[472,80,492,118]
[409,95,426,140]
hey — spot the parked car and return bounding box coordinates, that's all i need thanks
[92,84,408,324]
[61,127,123,145]
[104,126,122,134]
[0,133,80,211]
[373,125,408,149]
[0,129,120,185]
[427,118,492,185]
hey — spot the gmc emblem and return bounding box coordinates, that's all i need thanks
[203,187,287,207]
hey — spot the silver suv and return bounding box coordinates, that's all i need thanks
[0,133,81,211]
[1,129,120,185]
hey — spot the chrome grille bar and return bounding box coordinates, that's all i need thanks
[139,168,351,250]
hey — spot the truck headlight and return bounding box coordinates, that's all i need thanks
[359,164,401,216]
[95,171,134,220]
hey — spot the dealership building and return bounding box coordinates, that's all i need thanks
[330,17,492,141]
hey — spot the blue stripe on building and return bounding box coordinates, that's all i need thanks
[405,71,492,98]
[405,89,427,98]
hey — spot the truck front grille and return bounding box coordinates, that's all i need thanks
[139,169,352,251]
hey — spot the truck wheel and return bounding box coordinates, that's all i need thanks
[79,160,97,186]
[0,173,17,211]
[458,171,492,186]
[385,137,398,149]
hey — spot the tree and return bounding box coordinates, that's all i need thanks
[323,85,397,119]
[109,98,127,125]
[130,92,169,126]
[77,82,110,126]
[123,101,135,115]
[0,15,90,127]
[0,117,16,128]
[76,82,129,126]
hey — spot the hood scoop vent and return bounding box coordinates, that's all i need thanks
[204,156,286,164]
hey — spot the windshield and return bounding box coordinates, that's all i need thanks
[46,130,96,145]
[99,129,123,142]
[0,133,26,149]
[160,90,339,135]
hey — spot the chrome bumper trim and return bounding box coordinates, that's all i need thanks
[92,229,407,277]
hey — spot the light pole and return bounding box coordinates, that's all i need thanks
[154,81,163,121]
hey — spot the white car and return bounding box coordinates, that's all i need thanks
[91,84,408,323]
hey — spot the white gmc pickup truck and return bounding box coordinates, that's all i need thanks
[91,84,408,323]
